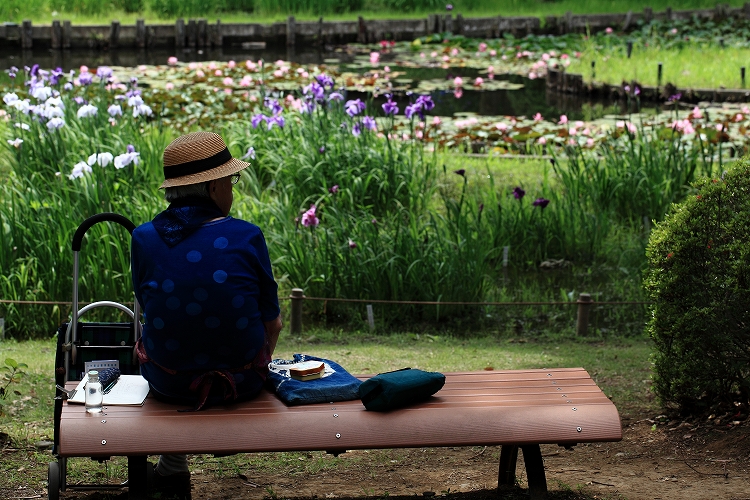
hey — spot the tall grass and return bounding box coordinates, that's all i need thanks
[3,0,746,24]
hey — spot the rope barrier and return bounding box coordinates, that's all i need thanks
[0,298,651,306]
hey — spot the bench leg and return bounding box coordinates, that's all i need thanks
[521,445,548,500]
[497,445,519,486]
[127,455,148,500]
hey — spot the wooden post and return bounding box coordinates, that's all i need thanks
[657,61,663,89]
[286,16,295,47]
[0,318,4,341]
[175,18,185,48]
[357,16,366,44]
[623,10,633,30]
[21,20,32,49]
[136,19,146,48]
[197,19,207,47]
[665,7,672,21]
[187,19,197,48]
[51,20,62,50]
[290,288,304,335]
[745,2,750,19]
[110,20,121,49]
[564,11,573,34]
[444,13,452,34]
[62,20,72,49]
[317,16,323,46]
[576,293,593,336]
[643,7,653,23]
[427,14,436,35]
[455,13,463,35]
[742,66,746,88]
[626,40,633,58]
[213,19,222,47]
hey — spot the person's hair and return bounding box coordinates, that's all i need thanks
[164,181,211,202]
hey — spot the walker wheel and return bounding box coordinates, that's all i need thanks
[47,461,60,500]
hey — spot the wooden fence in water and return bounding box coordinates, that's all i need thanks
[1,3,748,50]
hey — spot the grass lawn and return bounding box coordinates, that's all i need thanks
[9,0,748,25]
[0,330,654,492]
[569,45,750,89]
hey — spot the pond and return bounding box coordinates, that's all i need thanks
[0,45,639,121]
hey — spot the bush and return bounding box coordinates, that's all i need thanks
[644,160,750,412]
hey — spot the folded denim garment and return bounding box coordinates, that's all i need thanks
[267,354,362,405]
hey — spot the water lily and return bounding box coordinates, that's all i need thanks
[370,52,380,64]
[558,115,568,125]
[168,56,178,66]
[453,76,463,87]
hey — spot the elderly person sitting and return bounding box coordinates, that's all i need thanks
[131,131,282,499]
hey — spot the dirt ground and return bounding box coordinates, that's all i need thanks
[44,408,749,500]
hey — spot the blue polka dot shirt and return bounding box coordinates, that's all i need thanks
[131,217,280,401]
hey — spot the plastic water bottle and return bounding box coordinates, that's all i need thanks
[85,370,103,414]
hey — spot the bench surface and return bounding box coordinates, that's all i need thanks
[59,368,622,458]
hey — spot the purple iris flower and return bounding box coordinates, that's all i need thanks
[446,4,453,10]
[512,187,526,200]
[125,88,141,98]
[315,74,335,89]
[532,197,550,209]
[328,92,344,102]
[30,64,40,77]
[319,146,326,154]
[301,101,315,114]
[127,144,136,153]
[130,76,138,86]
[303,82,326,102]
[668,93,682,102]
[251,113,267,128]
[405,103,419,119]
[454,169,466,177]
[63,82,73,91]
[345,99,366,117]
[382,98,399,116]
[264,98,283,115]
[267,115,285,129]
[416,94,435,111]
[79,72,94,85]
[96,66,113,80]
[352,122,362,137]
[73,96,87,105]
[362,116,377,131]
[49,67,64,86]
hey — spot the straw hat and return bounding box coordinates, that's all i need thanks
[160,131,249,189]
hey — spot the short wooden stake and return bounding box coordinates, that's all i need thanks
[317,16,324,46]
[21,20,33,49]
[62,20,72,49]
[286,16,296,47]
[591,60,595,79]
[0,318,4,341]
[366,304,375,332]
[576,293,593,336]
[357,16,366,43]
[213,19,222,47]
[136,19,146,48]
[110,20,121,49]
[197,18,208,47]
[51,20,62,50]
[626,40,633,58]
[742,67,746,88]
[187,19,197,48]
[290,288,304,335]
[502,245,510,281]
[175,18,185,48]
[657,62,663,89]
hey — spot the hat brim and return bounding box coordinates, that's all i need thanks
[159,157,250,189]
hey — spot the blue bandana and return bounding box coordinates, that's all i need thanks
[151,197,224,248]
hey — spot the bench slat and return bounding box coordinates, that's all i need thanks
[59,368,621,457]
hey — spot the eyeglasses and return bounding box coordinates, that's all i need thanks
[230,174,241,185]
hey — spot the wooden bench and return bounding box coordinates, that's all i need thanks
[53,368,622,500]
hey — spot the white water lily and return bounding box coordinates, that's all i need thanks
[77,104,98,118]
[69,161,92,180]
[7,138,23,148]
[114,152,140,169]
[87,152,114,167]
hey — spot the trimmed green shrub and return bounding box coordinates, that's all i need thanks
[644,159,750,412]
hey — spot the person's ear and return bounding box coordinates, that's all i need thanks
[208,180,217,193]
